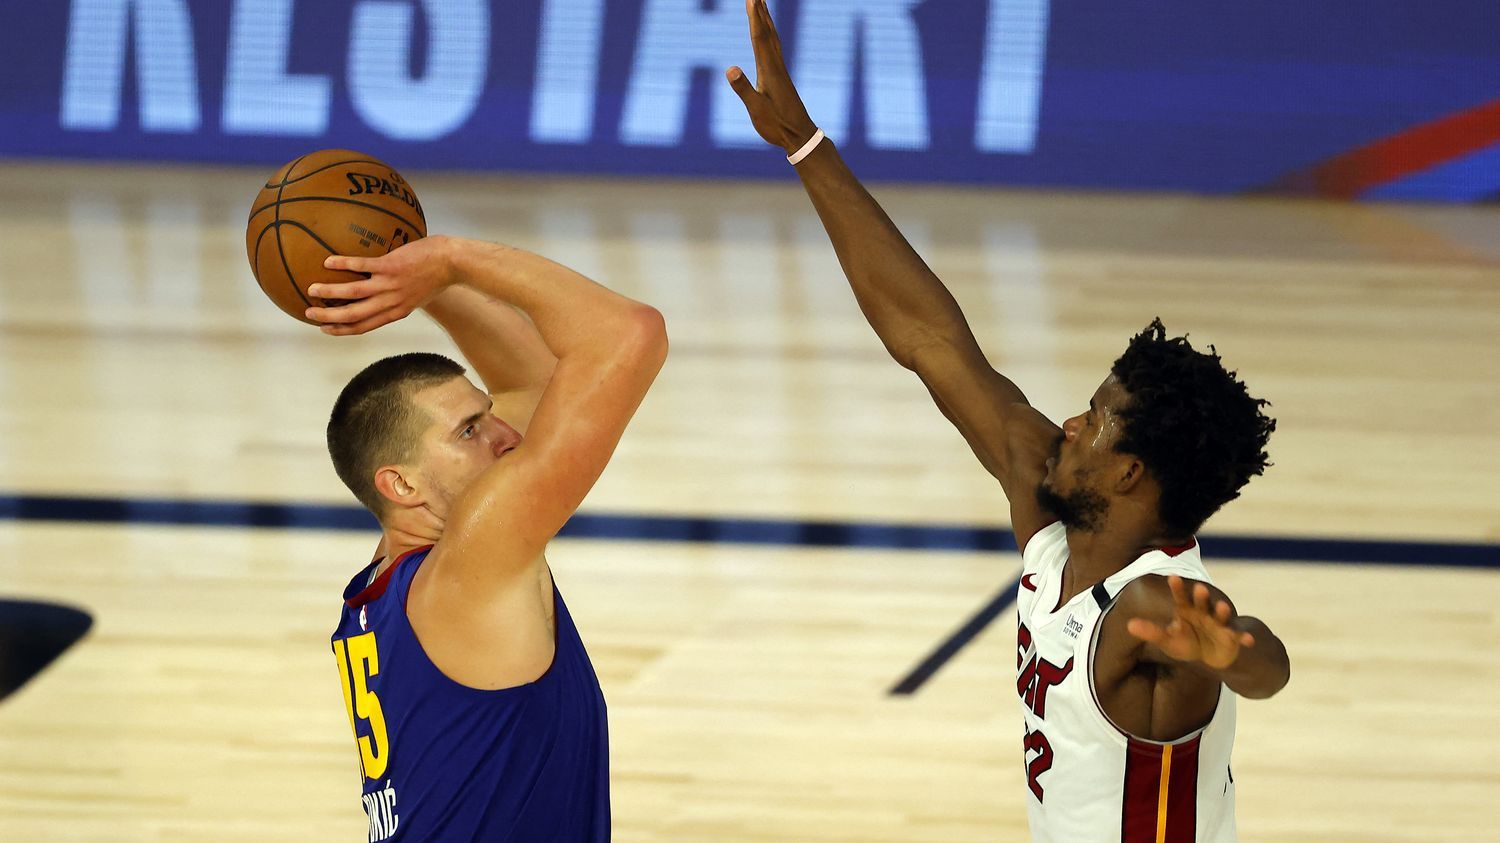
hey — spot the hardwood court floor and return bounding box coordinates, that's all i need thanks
[0,162,1497,840]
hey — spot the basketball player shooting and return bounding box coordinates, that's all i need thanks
[727,1,1290,839]
[309,236,666,841]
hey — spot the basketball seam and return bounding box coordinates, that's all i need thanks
[249,223,276,300]
[264,157,390,189]
[248,219,271,299]
[248,196,426,241]
[252,220,345,304]
[267,219,343,266]
[274,154,314,312]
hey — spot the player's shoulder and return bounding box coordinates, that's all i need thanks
[1112,570,1235,623]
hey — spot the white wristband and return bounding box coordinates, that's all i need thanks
[786,128,826,166]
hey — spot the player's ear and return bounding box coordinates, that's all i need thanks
[374,466,424,509]
[1114,457,1147,494]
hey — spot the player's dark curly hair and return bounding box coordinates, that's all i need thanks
[1111,319,1275,536]
[327,353,466,514]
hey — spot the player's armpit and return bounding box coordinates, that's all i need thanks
[432,308,667,588]
[909,339,1061,549]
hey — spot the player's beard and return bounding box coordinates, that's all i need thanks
[1035,477,1109,533]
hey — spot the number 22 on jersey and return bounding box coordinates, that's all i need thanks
[333,632,390,779]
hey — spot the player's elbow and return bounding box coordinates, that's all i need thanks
[620,304,668,373]
[602,304,667,386]
[1237,650,1291,700]
[1264,657,1291,699]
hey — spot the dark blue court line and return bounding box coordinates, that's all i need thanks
[1,492,1495,567]
[889,574,1023,696]
[3,491,1497,695]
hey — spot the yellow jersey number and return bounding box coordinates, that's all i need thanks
[333,632,390,780]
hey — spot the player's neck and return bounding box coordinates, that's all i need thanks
[1059,517,1164,602]
[375,519,443,576]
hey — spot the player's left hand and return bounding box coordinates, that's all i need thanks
[1126,575,1255,670]
[305,235,458,335]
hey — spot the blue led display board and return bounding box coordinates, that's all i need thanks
[4,1,1499,199]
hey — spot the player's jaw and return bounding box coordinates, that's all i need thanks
[1037,455,1110,533]
[1036,390,1119,533]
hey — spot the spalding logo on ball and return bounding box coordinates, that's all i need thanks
[246,149,427,323]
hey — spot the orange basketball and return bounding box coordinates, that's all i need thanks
[245,149,427,323]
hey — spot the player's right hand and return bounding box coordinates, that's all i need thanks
[306,235,459,335]
[726,0,819,154]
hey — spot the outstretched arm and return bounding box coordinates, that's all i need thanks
[727,0,1060,547]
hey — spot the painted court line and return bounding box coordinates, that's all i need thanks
[3,492,1495,695]
[0,492,1493,567]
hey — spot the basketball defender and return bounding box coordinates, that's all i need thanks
[727,2,1290,839]
[310,236,666,840]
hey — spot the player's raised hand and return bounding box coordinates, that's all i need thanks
[306,235,460,335]
[726,0,818,153]
[1126,576,1255,671]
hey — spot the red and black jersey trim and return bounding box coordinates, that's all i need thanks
[346,544,434,608]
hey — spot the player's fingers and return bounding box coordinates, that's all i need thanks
[745,0,763,41]
[1192,582,1211,613]
[749,1,785,75]
[757,0,782,40]
[1126,618,1166,644]
[324,253,382,274]
[757,0,790,71]
[1167,575,1190,608]
[306,294,390,325]
[320,312,394,337]
[746,2,775,86]
[307,279,384,301]
[1214,599,1233,624]
[740,0,768,84]
[1239,631,1256,648]
[726,66,759,102]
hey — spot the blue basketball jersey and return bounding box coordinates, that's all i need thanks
[330,546,610,842]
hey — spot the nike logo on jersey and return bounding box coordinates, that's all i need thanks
[1021,574,1038,591]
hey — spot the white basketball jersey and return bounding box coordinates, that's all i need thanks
[1015,522,1237,842]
